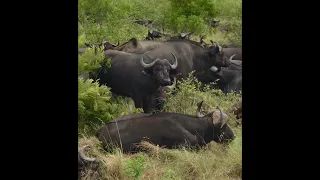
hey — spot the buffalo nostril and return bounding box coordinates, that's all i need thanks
[162,78,171,85]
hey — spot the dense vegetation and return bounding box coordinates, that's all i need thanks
[78,0,242,179]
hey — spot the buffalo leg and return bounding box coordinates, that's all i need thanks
[133,97,143,109]
[163,127,199,148]
[142,96,153,113]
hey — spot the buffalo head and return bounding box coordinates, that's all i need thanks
[146,29,162,40]
[140,52,178,86]
[209,54,240,76]
[196,101,236,143]
[78,145,96,167]
[207,42,232,67]
[102,40,119,51]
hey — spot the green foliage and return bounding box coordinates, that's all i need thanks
[164,74,241,116]
[122,156,146,179]
[78,78,143,134]
[78,0,242,44]
[212,0,242,46]
[78,78,113,124]
[78,34,86,48]
[78,47,106,76]
[163,0,217,35]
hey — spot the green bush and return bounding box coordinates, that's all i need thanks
[122,155,146,180]
[164,76,241,120]
[78,47,105,75]
[78,77,143,134]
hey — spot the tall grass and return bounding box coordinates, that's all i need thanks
[78,0,242,179]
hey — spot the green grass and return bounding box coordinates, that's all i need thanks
[78,0,242,179]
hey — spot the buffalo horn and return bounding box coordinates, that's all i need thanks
[196,101,204,118]
[170,53,178,69]
[217,106,228,128]
[229,54,236,61]
[140,52,161,68]
[79,145,96,162]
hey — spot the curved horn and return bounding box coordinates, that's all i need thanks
[116,41,120,46]
[79,145,96,162]
[196,101,204,118]
[229,54,237,61]
[166,77,177,90]
[140,52,161,68]
[110,42,118,47]
[217,106,228,129]
[170,53,178,69]
[231,60,242,66]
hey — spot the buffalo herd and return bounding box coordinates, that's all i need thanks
[79,34,242,113]
[78,30,242,171]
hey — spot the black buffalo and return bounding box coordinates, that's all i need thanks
[96,101,235,153]
[114,38,231,81]
[140,40,232,82]
[223,47,242,61]
[92,50,178,113]
[208,60,242,93]
[102,40,120,51]
[145,29,162,40]
[78,145,96,171]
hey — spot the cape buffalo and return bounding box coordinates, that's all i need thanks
[145,29,162,40]
[96,101,236,153]
[223,48,242,60]
[141,40,232,81]
[78,145,96,169]
[92,50,178,113]
[102,40,120,51]
[209,61,242,93]
[115,38,231,79]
